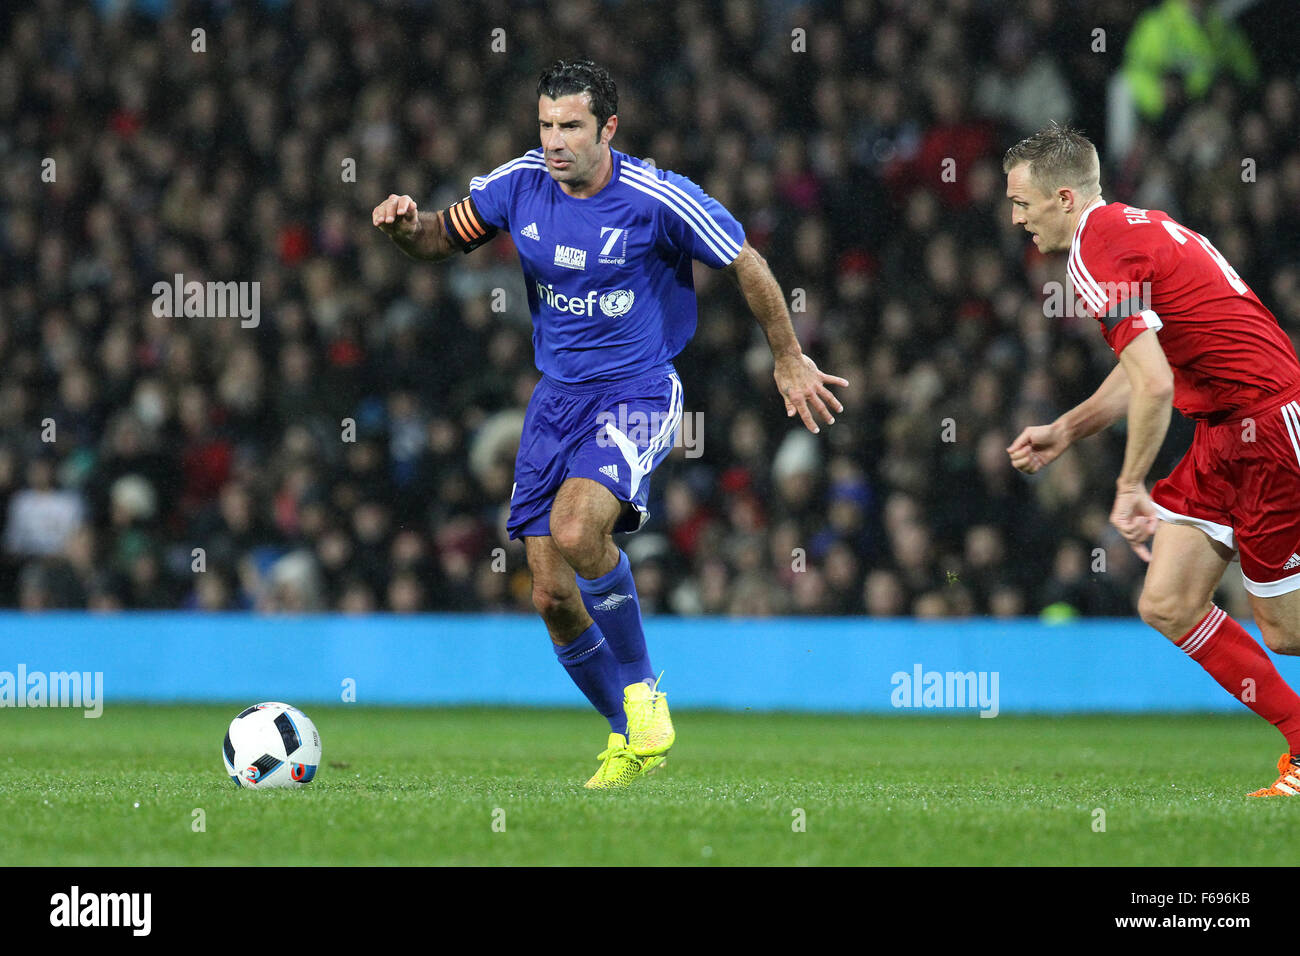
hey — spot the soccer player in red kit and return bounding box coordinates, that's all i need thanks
[1004,124,1300,796]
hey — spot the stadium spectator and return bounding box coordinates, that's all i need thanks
[4,456,83,559]
[1122,0,1259,124]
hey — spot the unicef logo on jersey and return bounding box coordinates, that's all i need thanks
[535,283,636,319]
[599,289,635,318]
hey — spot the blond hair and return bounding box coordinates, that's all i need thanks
[1002,122,1100,198]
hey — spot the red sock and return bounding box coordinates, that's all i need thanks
[1176,606,1300,754]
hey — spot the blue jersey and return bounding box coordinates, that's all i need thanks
[448,148,745,385]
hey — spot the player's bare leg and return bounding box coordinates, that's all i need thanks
[1248,589,1300,656]
[1139,522,1300,794]
[524,534,592,646]
[549,477,622,580]
[551,476,674,765]
[1137,522,1231,642]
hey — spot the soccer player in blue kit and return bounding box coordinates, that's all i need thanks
[374,59,846,788]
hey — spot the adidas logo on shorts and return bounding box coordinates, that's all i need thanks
[1285,553,1300,571]
[521,222,540,241]
[599,464,619,482]
[593,592,631,611]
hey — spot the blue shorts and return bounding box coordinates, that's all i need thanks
[507,364,683,540]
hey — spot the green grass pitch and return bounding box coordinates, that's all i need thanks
[0,705,1294,866]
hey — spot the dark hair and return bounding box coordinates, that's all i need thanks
[1002,122,1100,197]
[537,58,618,132]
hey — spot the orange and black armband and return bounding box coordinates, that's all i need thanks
[442,196,499,253]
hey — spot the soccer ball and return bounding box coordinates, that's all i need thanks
[222,702,322,789]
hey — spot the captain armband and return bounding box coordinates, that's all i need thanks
[442,196,499,253]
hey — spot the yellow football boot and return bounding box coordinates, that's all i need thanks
[624,675,675,757]
[639,754,669,775]
[584,733,644,789]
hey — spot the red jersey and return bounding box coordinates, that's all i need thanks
[1067,200,1300,421]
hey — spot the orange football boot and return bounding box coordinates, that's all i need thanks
[1248,754,1300,797]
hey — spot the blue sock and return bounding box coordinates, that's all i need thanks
[575,550,654,689]
[553,622,627,735]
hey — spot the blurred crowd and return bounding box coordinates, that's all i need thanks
[1,0,1297,617]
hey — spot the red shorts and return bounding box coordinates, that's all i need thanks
[1151,382,1300,596]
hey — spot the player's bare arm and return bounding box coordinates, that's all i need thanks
[372,194,458,262]
[1111,328,1174,561]
[725,240,848,434]
[1008,363,1130,473]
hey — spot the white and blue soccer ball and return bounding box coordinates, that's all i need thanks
[222,702,322,789]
